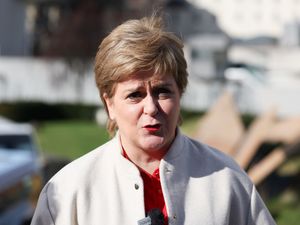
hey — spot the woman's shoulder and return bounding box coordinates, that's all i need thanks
[176,134,253,191]
[44,137,119,190]
[186,136,238,165]
[180,134,250,180]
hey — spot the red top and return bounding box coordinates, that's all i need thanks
[122,149,168,224]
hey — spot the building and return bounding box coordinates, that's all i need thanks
[0,0,35,56]
[188,0,300,42]
[165,0,229,78]
[0,57,99,105]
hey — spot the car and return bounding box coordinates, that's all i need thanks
[0,117,43,225]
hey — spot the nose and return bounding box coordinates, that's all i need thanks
[143,95,158,116]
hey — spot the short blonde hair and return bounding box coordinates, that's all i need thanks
[94,16,188,136]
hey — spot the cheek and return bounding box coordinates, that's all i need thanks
[163,98,180,113]
[161,100,180,121]
[116,104,142,124]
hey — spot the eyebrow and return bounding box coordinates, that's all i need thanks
[124,81,173,93]
[149,81,173,89]
[123,83,145,93]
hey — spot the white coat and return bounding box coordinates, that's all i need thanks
[31,130,276,225]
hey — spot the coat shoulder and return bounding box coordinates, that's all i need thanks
[45,138,117,191]
[186,136,243,171]
[181,135,252,186]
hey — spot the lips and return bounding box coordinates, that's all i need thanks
[144,124,161,132]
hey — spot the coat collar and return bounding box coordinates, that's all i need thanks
[110,128,185,178]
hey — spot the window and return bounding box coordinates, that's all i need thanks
[0,135,33,151]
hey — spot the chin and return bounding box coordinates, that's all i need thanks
[141,136,169,152]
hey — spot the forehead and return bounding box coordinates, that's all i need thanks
[119,71,175,87]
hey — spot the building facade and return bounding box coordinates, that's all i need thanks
[0,0,35,56]
[188,0,300,41]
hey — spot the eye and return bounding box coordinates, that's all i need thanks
[154,88,172,99]
[127,91,143,100]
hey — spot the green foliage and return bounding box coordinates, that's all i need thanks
[37,120,109,160]
[0,102,98,122]
[267,188,300,225]
[276,206,300,225]
[241,113,255,129]
[180,109,205,120]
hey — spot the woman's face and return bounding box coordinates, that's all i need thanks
[104,71,181,156]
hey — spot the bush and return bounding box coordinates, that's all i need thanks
[0,102,99,122]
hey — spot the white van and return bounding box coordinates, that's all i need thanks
[0,117,43,225]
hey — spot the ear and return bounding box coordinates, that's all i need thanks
[103,93,115,120]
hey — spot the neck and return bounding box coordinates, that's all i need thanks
[120,141,169,175]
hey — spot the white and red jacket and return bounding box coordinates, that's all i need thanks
[31,130,276,225]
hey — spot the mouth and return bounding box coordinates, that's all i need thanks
[144,124,161,132]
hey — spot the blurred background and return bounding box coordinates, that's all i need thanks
[0,0,300,224]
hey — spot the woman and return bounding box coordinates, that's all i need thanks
[31,16,276,225]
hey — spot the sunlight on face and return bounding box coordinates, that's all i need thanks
[104,71,181,157]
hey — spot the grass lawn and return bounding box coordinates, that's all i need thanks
[36,120,109,160]
[36,118,198,160]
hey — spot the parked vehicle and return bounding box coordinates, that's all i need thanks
[0,117,43,225]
